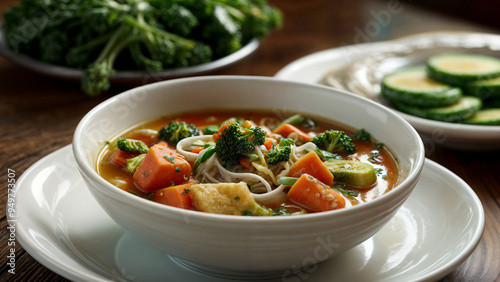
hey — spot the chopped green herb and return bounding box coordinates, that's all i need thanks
[242,210,253,216]
[164,155,175,163]
[234,196,240,200]
[352,129,371,142]
[333,184,359,198]
[143,171,148,177]
[368,150,382,163]
[175,167,182,173]
[182,188,190,194]
[128,190,154,199]
[272,206,294,216]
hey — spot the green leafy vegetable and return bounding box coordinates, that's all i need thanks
[125,153,147,173]
[312,130,357,154]
[214,122,265,167]
[267,143,291,165]
[2,0,282,96]
[352,129,371,142]
[117,138,149,153]
[159,120,202,144]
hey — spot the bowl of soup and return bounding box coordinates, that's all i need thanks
[73,76,425,278]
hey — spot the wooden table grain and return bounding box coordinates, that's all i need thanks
[1,0,499,281]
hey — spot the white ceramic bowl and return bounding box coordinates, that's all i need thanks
[73,76,425,279]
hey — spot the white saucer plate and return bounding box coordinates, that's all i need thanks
[12,145,484,281]
[275,32,500,150]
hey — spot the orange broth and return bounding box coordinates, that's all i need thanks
[97,110,399,213]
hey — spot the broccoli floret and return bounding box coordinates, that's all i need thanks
[247,127,266,146]
[352,129,371,142]
[214,122,265,166]
[312,130,357,154]
[279,138,294,147]
[125,153,146,174]
[117,138,149,153]
[159,121,202,144]
[267,143,291,165]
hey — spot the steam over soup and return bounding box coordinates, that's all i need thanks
[97,110,398,216]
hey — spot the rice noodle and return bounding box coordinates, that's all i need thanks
[176,136,320,204]
[176,135,214,162]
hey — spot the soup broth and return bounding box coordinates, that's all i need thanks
[97,110,398,215]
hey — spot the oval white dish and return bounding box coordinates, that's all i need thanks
[275,32,500,150]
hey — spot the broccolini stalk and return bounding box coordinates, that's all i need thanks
[82,24,136,96]
[123,13,212,68]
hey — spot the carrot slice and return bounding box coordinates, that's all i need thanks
[111,150,139,167]
[152,183,194,210]
[263,138,277,150]
[191,146,205,154]
[288,174,345,212]
[133,142,192,192]
[288,151,333,185]
[273,124,312,142]
[212,122,232,143]
[239,156,253,170]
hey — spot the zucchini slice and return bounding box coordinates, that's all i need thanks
[427,53,500,86]
[462,108,500,125]
[324,160,377,188]
[464,76,500,98]
[392,96,482,122]
[381,66,462,107]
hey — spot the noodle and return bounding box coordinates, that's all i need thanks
[176,135,320,203]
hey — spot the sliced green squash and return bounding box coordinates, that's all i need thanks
[464,76,500,98]
[324,160,377,188]
[427,53,500,86]
[462,108,500,125]
[392,96,482,122]
[381,66,462,107]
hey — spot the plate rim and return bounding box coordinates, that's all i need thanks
[12,145,485,281]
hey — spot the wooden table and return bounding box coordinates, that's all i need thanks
[1,0,499,281]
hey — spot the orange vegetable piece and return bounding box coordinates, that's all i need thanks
[212,122,232,143]
[239,156,253,170]
[288,174,345,212]
[133,143,192,192]
[191,146,205,154]
[273,124,312,142]
[152,183,194,210]
[288,151,333,185]
[263,138,277,150]
[111,150,139,167]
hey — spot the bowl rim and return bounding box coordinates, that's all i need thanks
[73,75,426,224]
